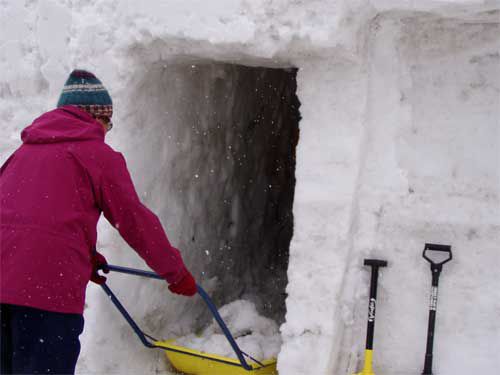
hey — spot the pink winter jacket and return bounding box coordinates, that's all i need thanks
[0,106,187,314]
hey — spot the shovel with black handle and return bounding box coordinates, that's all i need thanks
[354,258,388,375]
[421,243,452,375]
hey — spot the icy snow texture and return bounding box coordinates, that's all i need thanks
[1,1,499,375]
[174,299,281,360]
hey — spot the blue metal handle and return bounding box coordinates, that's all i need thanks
[102,264,253,370]
[196,285,252,370]
[105,264,163,280]
[99,282,157,348]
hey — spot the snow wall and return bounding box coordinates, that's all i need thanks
[0,1,499,374]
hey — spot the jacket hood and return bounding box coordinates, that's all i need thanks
[21,106,105,144]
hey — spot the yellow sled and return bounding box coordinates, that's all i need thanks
[101,264,278,375]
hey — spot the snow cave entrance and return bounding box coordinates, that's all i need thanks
[137,62,300,325]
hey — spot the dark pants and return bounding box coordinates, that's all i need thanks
[0,304,84,375]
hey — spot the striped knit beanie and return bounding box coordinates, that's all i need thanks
[57,69,113,118]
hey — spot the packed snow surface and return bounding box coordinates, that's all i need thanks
[174,299,281,361]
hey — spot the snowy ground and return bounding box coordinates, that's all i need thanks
[1,1,499,374]
[174,299,281,361]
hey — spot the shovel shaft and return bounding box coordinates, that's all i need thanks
[363,259,387,351]
[100,282,157,349]
[422,310,437,375]
[197,286,253,370]
[422,272,440,375]
[365,267,378,350]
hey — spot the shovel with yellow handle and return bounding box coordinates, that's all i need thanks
[354,259,387,375]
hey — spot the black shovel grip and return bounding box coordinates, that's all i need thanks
[424,243,451,252]
[423,243,452,267]
[364,259,388,268]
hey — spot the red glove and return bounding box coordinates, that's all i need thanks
[90,251,109,285]
[168,269,197,296]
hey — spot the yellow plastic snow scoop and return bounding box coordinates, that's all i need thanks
[155,339,277,375]
[100,264,278,375]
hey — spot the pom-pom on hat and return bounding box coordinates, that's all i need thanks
[57,69,113,118]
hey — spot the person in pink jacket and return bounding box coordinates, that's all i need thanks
[0,69,196,374]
